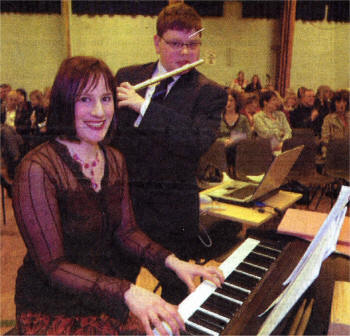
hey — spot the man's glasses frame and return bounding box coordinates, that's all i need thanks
[160,37,202,51]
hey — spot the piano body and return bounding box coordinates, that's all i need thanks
[175,232,350,335]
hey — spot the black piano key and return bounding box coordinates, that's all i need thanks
[244,252,274,269]
[216,283,249,302]
[189,311,226,333]
[185,322,211,335]
[259,239,285,251]
[226,270,259,290]
[201,295,239,319]
[253,245,279,259]
[237,262,266,278]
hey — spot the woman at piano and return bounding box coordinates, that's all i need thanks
[12,56,224,336]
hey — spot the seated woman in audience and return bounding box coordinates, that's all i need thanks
[216,88,251,174]
[230,70,248,91]
[240,92,260,128]
[321,89,349,157]
[12,56,224,335]
[244,74,262,93]
[253,90,292,152]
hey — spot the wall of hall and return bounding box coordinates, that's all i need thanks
[1,1,349,95]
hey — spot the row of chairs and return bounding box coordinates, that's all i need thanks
[233,129,349,209]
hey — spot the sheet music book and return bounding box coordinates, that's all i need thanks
[257,185,350,336]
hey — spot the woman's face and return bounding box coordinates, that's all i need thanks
[335,99,347,114]
[226,94,236,113]
[75,76,114,145]
[265,95,280,112]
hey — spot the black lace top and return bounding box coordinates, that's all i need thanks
[13,140,171,320]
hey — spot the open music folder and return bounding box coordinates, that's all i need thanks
[257,185,350,335]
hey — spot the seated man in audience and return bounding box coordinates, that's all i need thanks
[290,88,321,136]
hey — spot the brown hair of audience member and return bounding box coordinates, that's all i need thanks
[226,88,242,114]
[316,85,332,103]
[156,2,202,37]
[297,86,307,99]
[47,56,116,142]
[259,90,278,109]
[330,89,349,113]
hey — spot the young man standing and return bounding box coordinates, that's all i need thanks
[113,3,227,304]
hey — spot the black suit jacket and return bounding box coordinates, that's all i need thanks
[113,62,227,255]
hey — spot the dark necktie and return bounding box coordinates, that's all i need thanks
[151,77,173,101]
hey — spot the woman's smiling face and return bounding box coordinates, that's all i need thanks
[74,76,114,145]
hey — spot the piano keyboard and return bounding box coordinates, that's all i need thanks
[154,237,286,336]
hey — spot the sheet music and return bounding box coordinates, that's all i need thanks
[257,185,350,335]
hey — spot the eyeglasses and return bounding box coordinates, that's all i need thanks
[161,37,201,50]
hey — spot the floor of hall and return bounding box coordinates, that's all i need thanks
[0,184,337,335]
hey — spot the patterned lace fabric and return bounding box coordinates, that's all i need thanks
[12,140,171,328]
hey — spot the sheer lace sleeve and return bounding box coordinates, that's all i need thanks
[12,146,132,319]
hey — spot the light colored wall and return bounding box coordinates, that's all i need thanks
[1,2,349,95]
[1,13,65,93]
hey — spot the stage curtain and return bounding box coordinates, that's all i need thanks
[276,0,296,97]
[296,1,325,21]
[1,1,61,14]
[71,1,223,17]
[327,1,350,23]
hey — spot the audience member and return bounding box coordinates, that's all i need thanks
[29,89,48,148]
[245,74,262,93]
[321,89,350,157]
[0,90,25,185]
[240,92,260,128]
[230,70,248,91]
[315,85,333,121]
[253,90,292,151]
[289,88,321,135]
[113,2,227,305]
[282,89,298,122]
[12,55,224,336]
[218,88,251,173]
[0,83,12,106]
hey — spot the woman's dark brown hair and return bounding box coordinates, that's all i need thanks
[47,56,116,142]
[330,89,349,113]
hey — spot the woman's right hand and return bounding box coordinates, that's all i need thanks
[124,284,185,336]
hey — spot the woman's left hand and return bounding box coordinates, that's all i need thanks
[165,254,224,293]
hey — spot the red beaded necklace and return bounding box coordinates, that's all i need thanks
[73,151,100,190]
